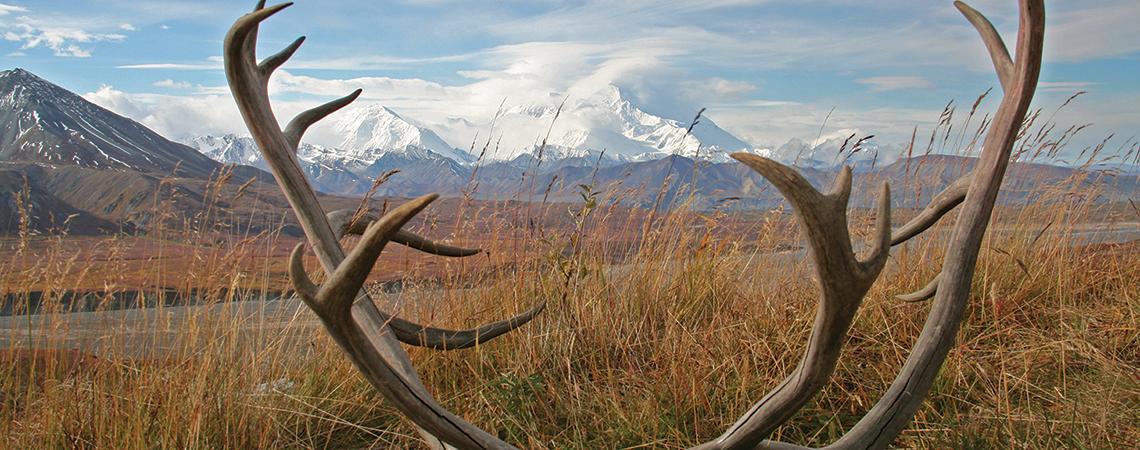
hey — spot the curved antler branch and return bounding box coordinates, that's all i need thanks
[284,90,363,151]
[323,208,546,349]
[891,173,972,246]
[694,155,892,449]
[956,1,1014,91]
[327,208,481,257]
[896,274,940,302]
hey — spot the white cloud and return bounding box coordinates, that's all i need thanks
[684,77,756,98]
[0,3,26,16]
[83,85,251,141]
[82,83,361,146]
[119,23,136,32]
[0,6,127,58]
[856,76,933,92]
[3,22,125,57]
[709,100,941,151]
[153,79,193,90]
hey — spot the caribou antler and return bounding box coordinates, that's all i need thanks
[224,2,544,447]
[224,0,1044,448]
[691,160,892,449]
[822,2,1044,446]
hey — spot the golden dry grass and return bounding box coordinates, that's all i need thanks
[2,172,1137,449]
[2,98,1138,448]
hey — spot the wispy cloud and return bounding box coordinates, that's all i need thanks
[856,76,933,92]
[153,79,193,90]
[0,4,130,57]
[118,63,220,70]
[0,3,26,16]
[1038,81,1100,93]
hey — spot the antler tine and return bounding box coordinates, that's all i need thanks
[861,182,893,266]
[955,1,1014,91]
[316,195,438,315]
[697,155,892,448]
[288,242,319,305]
[284,90,363,152]
[259,36,306,78]
[390,302,548,349]
[897,274,940,302]
[891,173,971,246]
[325,208,547,349]
[327,208,480,256]
[392,229,481,257]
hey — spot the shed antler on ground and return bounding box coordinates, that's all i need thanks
[223,1,1045,448]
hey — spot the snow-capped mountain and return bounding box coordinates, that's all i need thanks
[475,85,753,162]
[752,132,902,171]
[334,104,472,163]
[185,133,338,170]
[0,68,219,177]
[183,134,367,195]
[185,86,903,195]
[184,134,269,169]
[186,105,479,195]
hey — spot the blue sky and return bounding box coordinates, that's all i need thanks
[2,0,1137,164]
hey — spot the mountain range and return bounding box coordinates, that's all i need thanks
[182,84,766,195]
[1,68,1134,235]
[181,83,897,196]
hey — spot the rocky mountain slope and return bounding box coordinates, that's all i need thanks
[0,68,280,234]
[0,69,220,178]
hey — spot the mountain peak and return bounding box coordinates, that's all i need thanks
[484,84,753,162]
[333,104,470,162]
[0,68,219,176]
[1,68,77,105]
[1,68,39,81]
